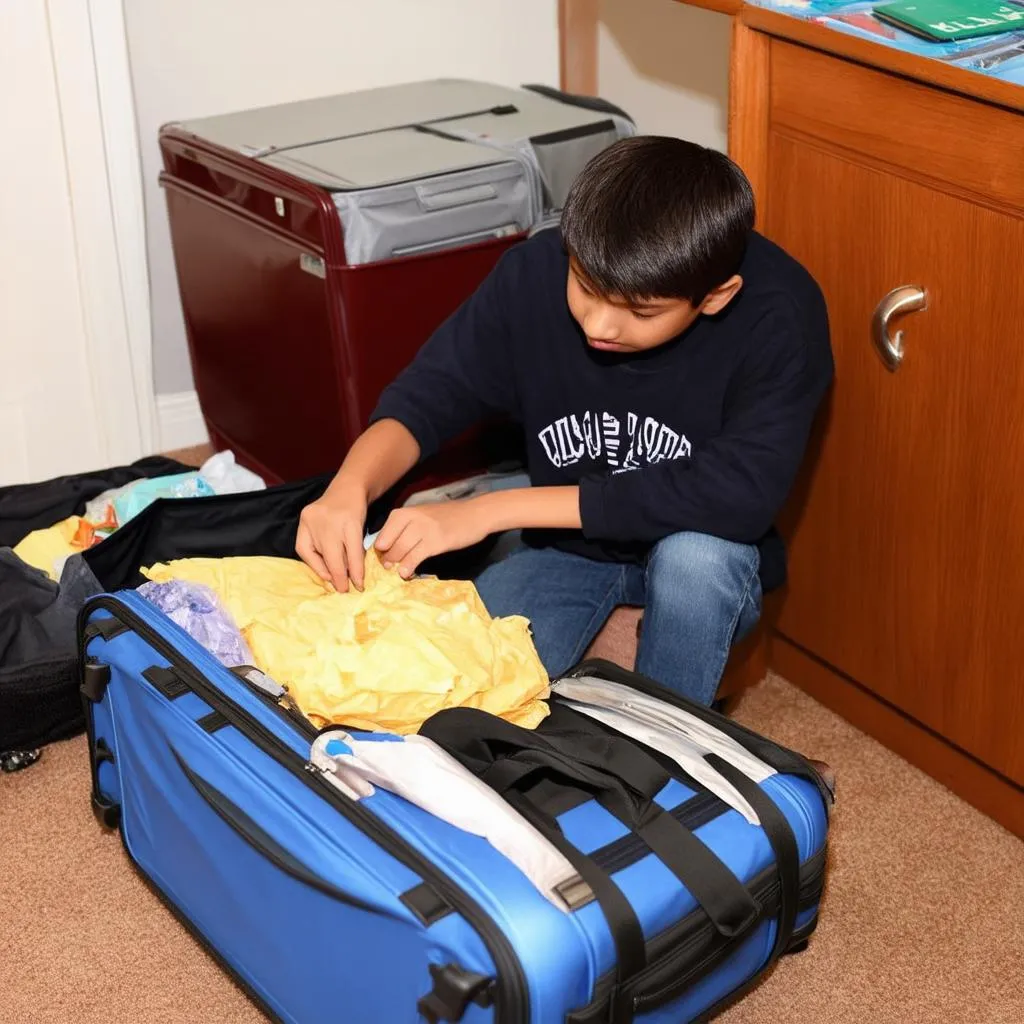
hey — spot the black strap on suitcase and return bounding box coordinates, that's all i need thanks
[420,705,801,1023]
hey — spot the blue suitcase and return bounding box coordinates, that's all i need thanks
[78,486,832,1024]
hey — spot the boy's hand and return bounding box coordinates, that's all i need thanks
[296,483,368,592]
[374,499,492,578]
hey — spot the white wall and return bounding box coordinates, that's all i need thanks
[125,0,560,397]
[0,4,103,484]
[597,0,729,151]
[0,1,153,484]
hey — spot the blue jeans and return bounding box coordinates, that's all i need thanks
[474,533,762,706]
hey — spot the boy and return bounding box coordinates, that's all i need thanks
[297,136,833,706]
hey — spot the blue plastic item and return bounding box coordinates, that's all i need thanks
[79,588,832,1024]
[112,473,215,525]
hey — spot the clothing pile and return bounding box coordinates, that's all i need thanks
[140,549,550,734]
[12,452,264,581]
[1,452,265,758]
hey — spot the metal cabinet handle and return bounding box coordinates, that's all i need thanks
[871,286,927,371]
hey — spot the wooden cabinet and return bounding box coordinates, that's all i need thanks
[723,17,1024,834]
[563,0,1024,833]
[766,42,1024,788]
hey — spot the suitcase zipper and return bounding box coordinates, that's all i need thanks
[628,852,826,1014]
[81,597,529,1024]
[589,791,723,875]
[570,849,826,1021]
[229,665,320,741]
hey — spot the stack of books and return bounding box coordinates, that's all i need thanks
[873,0,1024,41]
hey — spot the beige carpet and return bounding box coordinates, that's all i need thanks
[2,674,1021,1024]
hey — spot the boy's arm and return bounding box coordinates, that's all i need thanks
[374,486,580,577]
[579,315,833,547]
[298,419,421,591]
[298,248,523,590]
[375,316,833,575]
[371,333,825,577]
[328,418,422,504]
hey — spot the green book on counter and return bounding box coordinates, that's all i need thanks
[874,0,1024,40]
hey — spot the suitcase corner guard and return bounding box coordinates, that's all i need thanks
[417,963,495,1024]
[91,790,121,831]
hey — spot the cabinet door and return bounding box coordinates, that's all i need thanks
[766,135,1024,786]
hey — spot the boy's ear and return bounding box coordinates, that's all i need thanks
[698,275,743,316]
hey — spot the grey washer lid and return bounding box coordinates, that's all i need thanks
[262,128,517,192]
[171,79,530,157]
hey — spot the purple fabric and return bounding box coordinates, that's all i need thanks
[138,580,253,668]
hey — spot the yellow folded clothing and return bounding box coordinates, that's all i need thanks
[141,551,550,734]
[14,516,95,580]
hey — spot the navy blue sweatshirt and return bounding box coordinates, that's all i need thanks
[372,228,832,591]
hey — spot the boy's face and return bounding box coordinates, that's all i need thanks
[567,259,742,355]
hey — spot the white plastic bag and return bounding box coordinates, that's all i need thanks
[198,451,266,495]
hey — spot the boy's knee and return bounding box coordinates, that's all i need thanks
[647,532,759,603]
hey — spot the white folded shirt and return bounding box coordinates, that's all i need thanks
[309,731,587,913]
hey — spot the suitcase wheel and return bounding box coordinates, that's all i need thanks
[91,792,121,831]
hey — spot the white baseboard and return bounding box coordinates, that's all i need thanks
[156,390,209,452]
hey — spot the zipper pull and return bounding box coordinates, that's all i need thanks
[279,689,306,718]
[309,733,374,800]
[232,665,286,699]
[231,666,312,733]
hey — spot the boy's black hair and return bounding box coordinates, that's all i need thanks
[560,136,755,306]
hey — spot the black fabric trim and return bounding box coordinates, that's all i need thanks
[399,883,454,927]
[85,618,130,642]
[197,710,229,734]
[142,666,190,700]
[505,789,646,987]
[80,661,111,704]
[529,119,617,148]
[517,775,592,818]
[590,792,724,876]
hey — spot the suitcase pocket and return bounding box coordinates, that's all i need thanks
[172,746,411,919]
[567,847,826,1023]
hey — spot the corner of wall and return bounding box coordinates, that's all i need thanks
[156,391,208,453]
